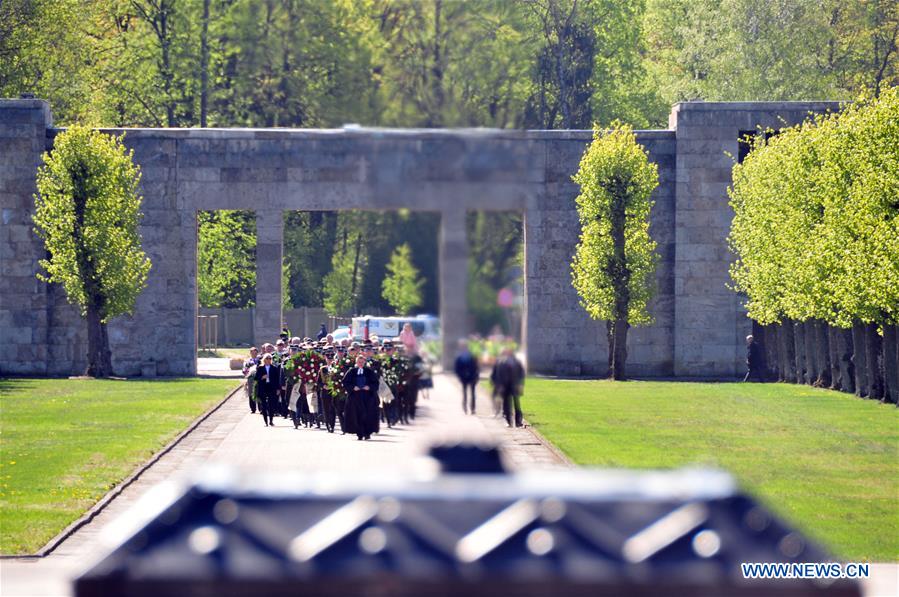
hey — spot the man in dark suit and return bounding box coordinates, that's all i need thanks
[342,355,380,440]
[454,340,480,415]
[255,353,282,427]
[492,348,525,428]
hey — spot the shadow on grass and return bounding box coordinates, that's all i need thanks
[0,378,42,394]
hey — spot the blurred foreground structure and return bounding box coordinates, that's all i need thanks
[1,98,840,377]
[75,452,858,597]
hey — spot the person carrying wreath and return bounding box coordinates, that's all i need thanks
[317,349,338,433]
[341,355,381,440]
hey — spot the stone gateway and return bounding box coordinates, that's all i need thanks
[0,99,839,378]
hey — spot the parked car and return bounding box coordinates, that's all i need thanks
[330,326,353,342]
[351,315,440,342]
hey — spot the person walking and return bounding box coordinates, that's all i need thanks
[399,322,418,355]
[454,340,480,415]
[342,355,381,440]
[744,335,765,382]
[317,323,328,341]
[242,347,260,414]
[255,353,282,427]
[493,347,525,428]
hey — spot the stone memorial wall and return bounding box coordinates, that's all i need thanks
[0,99,840,377]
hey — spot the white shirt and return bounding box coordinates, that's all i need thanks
[357,368,364,375]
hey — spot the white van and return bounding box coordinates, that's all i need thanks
[351,315,440,341]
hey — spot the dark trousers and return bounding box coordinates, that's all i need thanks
[461,381,477,414]
[335,398,347,433]
[407,382,419,420]
[280,384,291,417]
[743,367,765,382]
[501,389,523,427]
[247,380,256,413]
[321,393,336,432]
[259,393,276,425]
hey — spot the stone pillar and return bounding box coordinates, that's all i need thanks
[254,209,283,347]
[0,99,53,375]
[439,209,468,369]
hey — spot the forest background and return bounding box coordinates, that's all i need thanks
[3,0,896,332]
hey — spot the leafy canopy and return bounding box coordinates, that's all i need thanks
[33,126,151,321]
[728,87,899,327]
[571,122,659,324]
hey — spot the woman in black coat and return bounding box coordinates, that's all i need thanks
[341,356,381,440]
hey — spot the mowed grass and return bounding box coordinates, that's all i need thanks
[197,347,249,359]
[524,379,899,561]
[0,377,238,554]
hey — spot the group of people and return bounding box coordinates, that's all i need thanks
[242,324,430,441]
[454,340,526,428]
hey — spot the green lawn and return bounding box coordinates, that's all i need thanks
[524,379,899,561]
[0,377,239,554]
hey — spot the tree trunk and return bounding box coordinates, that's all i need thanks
[804,320,817,385]
[852,321,869,397]
[606,320,613,377]
[827,324,841,390]
[882,324,899,405]
[199,0,210,127]
[86,304,113,377]
[793,321,806,385]
[839,327,855,394]
[610,318,629,381]
[813,320,831,387]
[764,324,779,381]
[779,320,796,383]
[865,323,884,400]
[607,178,630,380]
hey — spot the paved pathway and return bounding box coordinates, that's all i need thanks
[3,372,895,597]
[1,373,566,597]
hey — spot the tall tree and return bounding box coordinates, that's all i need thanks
[33,127,152,377]
[381,243,425,315]
[571,122,659,379]
[323,234,365,317]
[523,0,595,129]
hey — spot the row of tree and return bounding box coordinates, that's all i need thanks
[3,0,896,130]
[728,88,898,404]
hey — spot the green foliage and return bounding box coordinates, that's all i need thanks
[0,0,108,124]
[729,88,899,328]
[197,211,256,308]
[323,238,363,316]
[33,127,151,321]
[284,211,338,309]
[381,243,424,315]
[571,122,659,325]
[644,0,899,106]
